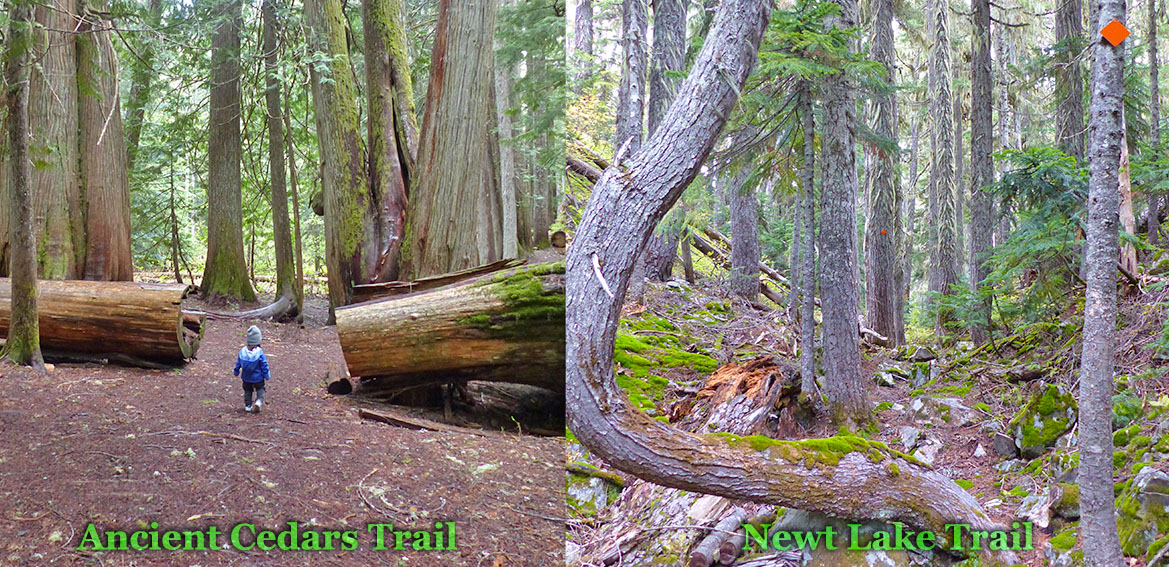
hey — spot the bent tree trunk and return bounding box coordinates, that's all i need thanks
[336,263,563,392]
[565,0,1008,554]
[0,279,204,362]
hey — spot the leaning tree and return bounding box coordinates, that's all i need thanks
[565,0,1013,556]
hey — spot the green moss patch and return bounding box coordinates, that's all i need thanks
[706,431,927,470]
[1009,383,1077,458]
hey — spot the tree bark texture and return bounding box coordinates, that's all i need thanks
[77,5,134,281]
[818,0,867,424]
[0,279,204,362]
[1056,0,1086,161]
[406,0,502,278]
[969,0,994,346]
[202,0,255,301]
[262,0,297,314]
[929,0,958,335]
[363,0,416,282]
[1080,0,1128,563]
[494,2,519,259]
[728,163,760,301]
[1150,0,1162,245]
[0,2,132,282]
[798,81,817,399]
[863,0,900,345]
[615,0,648,158]
[573,0,594,87]
[336,263,563,392]
[648,0,686,136]
[2,0,44,369]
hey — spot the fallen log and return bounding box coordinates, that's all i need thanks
[689,508,748,567]
[690,232,785,306]
[350,258,524,304]
[0,278,204,363]
[336,262,564,392]
[700,226,789,285]
[356,407,495,436]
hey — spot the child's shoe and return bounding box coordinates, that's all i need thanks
[254,400,263,412]
[245,405,254,412]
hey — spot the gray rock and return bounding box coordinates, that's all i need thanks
[912,440,942,467]
[908,345,937,362]
[899,426,922,451]
[993,432,1019,458]
[973,444,987,458]
[994,459,1025,473]
[910,396,975,426]
[874,371,897,387]
[1044,540,1079,567]
[1016,493,1051,529]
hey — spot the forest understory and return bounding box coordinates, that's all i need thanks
[566,260,1169,567]
[0,296,565,567]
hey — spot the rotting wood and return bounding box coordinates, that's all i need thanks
[336,262,564,392]
[700,227,789,285]
[0,278,203,363]
[690,232,785,306]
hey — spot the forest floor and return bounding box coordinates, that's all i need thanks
[568,276,1169,567]
[0,293,564,567]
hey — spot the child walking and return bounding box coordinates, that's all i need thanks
[234,325,270,413]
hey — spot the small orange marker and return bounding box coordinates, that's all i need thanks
[881,230,887,235]
[1101,20,1130,46]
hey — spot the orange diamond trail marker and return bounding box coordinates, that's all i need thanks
[1101,20,1130,46]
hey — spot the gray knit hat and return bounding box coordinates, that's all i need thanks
[246,325,262,347]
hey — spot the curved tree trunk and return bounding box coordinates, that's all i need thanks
[819,0,867,425]
[202,0,255,301]
[404,0,502,278]
[970,0,994,346]
[566,3,1012,550]
[1080,0,1128,563]
[863,0,900,345]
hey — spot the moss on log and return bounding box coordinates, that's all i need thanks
[336,262,564,391]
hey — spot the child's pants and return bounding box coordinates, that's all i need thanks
[243,381,266,407]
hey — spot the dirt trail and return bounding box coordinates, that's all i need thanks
[0,319,563,566]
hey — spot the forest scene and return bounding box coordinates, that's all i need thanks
[0,0,567,564]
[565,0,1169,566]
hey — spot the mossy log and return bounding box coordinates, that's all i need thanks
[0,278,204,362]
[336,262,564,392]
[350,258,523,304]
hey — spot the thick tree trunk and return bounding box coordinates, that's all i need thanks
[728,163,760,301]
[970,0,994,346]
[863,0,900,345]
[1150,0,1162,246]
[262,0,297,317]
[405,0,502,277]
[615,0,648,158]
[2,1,45,370]
[77,7,134,282]
[1056,0,1086,161]
[363,0,415,283]
[929,0,958,336]
[648,0,686,136]
[819,0,867,425]
[336,263,563,392]
[202,0,255,301]
[798,80,817,399]
[0,279,204,362]
[901,117,919,345]
[1080,0,1128,563]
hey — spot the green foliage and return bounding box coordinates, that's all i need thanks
[933,147,1086,334]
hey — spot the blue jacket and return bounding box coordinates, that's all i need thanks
[234,346,270,383]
